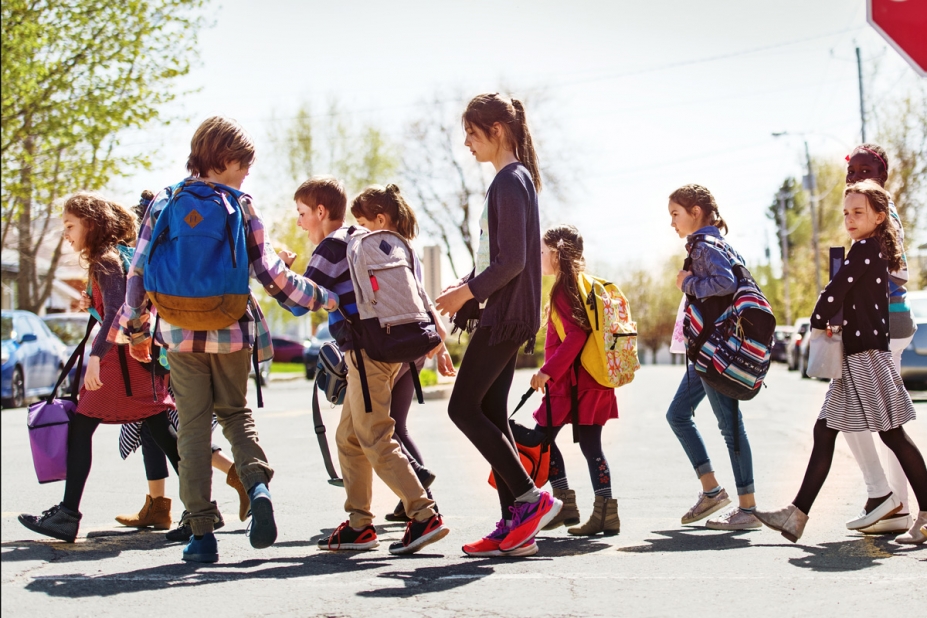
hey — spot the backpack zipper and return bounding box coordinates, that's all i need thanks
[148,227,169,263]
[225,219,237,268]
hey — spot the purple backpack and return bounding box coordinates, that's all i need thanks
[27,317,95,484]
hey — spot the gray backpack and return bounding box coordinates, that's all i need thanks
[334,226,441,411]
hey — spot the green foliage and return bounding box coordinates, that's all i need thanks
[614,257,682,363]
[270,362,305,374]
[1,0,207,311]
[418,368,438,387]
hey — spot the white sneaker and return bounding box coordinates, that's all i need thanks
[858,513,912,535]
[707,508,762,530]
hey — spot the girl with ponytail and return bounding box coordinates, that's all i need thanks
[19,192,179,544]
[436,93,561,558]
[350,183,456,522]
[528,225,620,536]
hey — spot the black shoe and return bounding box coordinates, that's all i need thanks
[165,502,224,543]
[19,504,81,543]
[317,521,379,550]
[416,468,436,489]
[388,514,449,555]
[384,500,412,522]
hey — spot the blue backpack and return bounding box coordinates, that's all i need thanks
[144,179,251,331]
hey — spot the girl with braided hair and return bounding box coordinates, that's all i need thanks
[529,225,620,536]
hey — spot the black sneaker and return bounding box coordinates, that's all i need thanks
[389,513,449,555]
[317,521,379,551]
[385,470,436,522]
[18,504,81,543]
[384,500,412,522]
[165,502,225,543]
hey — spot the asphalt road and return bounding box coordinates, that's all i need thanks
[2,364,925,617]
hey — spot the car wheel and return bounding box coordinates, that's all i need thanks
[9,367,25,408]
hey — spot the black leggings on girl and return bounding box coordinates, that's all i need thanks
[792,418,927,515]
[545,424,612,498]
[63,411,179,512]
[391,362,426,466]
[448,327,533,519]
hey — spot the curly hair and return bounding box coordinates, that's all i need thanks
[668,184,728,235]
[543,224,590,332]
[63,192,137,280]
[844,180,902,272]
[351,183,419,240]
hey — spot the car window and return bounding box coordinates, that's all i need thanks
[0,316,12,340]
[27,315,49,338]
[45,319,86,346]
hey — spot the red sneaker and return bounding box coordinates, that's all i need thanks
[499,492,561,552]
[462,520,538,557]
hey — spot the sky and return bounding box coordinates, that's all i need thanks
[109,0,926,284]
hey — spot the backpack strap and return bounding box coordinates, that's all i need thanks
[311,379,344,486]
[252,345,264,408]
[336,306,373,413]
[409,362,424,405]
[509,387,536,419]
[117,345,133,397]
[47,316,97,405]
[542,383,553,453]
[570,355,581,443]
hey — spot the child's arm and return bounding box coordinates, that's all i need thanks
[467,176,530,302]
[809,241,873,329]
[539,297,588,383]
[681,242,737,299]
[241,197,338,312]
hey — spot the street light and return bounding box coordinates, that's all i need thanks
[772,131,824,295]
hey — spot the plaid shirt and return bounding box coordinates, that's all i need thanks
[109,183,336,361]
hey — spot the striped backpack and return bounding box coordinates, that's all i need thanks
[682,234,776,401]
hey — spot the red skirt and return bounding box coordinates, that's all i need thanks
[76,344,174,423]
[532,363,618,427]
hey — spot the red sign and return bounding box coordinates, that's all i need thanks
[868,0,927,76]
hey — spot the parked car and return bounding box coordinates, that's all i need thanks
[42,313,99,388]
[787,318,811,373]
[771,325,795,364]
[900,318,927,388]
[271,336,306,364]
[906,290,927,320]
[2,310,69,408]
[303,324,336,379]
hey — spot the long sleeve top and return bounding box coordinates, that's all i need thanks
[467,162,541,348]
[682,226,738,300]
[110,184,337,360]
[90,263,126,359]
[809,237,890,356]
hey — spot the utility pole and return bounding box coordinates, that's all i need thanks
[804,140,822,294]
[856,46,866,142]
[777,189,793,325]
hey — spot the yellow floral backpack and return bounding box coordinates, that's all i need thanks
[550,273,640,389]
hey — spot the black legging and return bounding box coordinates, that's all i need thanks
[544,424,612,498]
[140,423,219,481]
[63,411,179,512]
[448,327,532,519]
[793,418,927,515]
[391,361,426,466]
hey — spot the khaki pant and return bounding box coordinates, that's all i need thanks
[336,349,435,528]
[168,348,273,535]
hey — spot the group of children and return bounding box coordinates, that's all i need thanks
[17,94,927,562]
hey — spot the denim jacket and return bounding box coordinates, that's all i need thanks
[682,226,738,300]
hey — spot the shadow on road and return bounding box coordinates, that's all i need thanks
[1,529,167,564]
[533,535,614,557]
[787,536,909,571]
[616,528,756,553]
[356,558,495,599]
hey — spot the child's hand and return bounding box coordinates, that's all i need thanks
[324,295,338,312]
[129,341,152,363]
[78,292,91,311]
[530,371,550,392]
[84,356,103,390]
[435,284,474,317]
[676,270,692,291]
[436,346,456,377]
[278,250,296,268]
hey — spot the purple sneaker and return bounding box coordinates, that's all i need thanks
[500,492,561,552]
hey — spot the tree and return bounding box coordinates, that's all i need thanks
[611,257,682,364]
[1,0,206,312]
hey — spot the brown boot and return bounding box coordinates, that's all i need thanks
[227,466,249,522]
[115,495,172,530]
[543,488,581,530]
[568,495,620,536]
[755,504,809,543]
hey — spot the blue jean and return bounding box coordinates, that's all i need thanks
[665,364,755,495]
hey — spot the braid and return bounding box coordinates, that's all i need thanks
[544,225,590,332]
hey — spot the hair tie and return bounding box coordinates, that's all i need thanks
[556,238,565,248]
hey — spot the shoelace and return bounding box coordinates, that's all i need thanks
[509,502,537,529]
[39,505,60,522]
[328,521,351,549]
[487,519,509,540]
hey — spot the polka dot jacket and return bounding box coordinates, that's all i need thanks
[810,238,890,356]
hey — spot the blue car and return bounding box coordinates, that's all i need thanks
[2,310,69,408]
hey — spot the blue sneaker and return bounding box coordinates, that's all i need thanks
[183,532,218,563]
[247,483,277,549]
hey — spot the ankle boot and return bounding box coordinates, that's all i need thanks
[895,511,927,545]
[115,495,172,530]
[543,488,580,530]
[226,466,249,522]
[568,495,620,536]
[755,504,809,543]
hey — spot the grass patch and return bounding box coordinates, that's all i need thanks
[271,362,305,373]
[419,368,437,387]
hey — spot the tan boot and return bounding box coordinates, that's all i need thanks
[227,466,249,522]
[543,488,580,530]
[568,495,620,536]
[755,504,809,543]
[115,495,172,530]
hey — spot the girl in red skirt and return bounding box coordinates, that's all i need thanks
[19,193,178,543]
[530,225,620,536]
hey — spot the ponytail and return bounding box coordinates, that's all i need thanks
[351,183,419,241]
[463,93,542,192]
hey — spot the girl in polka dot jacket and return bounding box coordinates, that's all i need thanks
[756,180,927,544]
